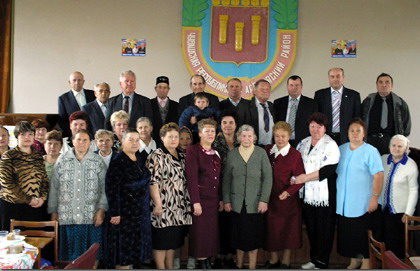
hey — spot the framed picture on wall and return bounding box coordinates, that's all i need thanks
[122,39,146,56]
[331,40,357,58]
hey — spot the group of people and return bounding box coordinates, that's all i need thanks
[0,67,417,270]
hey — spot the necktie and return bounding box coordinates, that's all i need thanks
[260,103,270,132]
[123,96,130,113]
[381,97,388,129]
[287,98,298,132]
[101,104,107,117]
[332,91,340,132]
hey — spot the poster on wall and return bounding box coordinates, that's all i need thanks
[122,39,146,56]
[331,40,357,58]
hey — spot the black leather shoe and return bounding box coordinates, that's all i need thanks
[279,263,290,269]
[205,258,212,269]
[261,261,281,269]
[198,260,207,269]
[213,258,222,269]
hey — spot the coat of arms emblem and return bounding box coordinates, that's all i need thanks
[182,0,298,98]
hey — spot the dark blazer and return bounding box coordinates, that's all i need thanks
[219,98,251,128]
[273,95,315,146]
[314,87,361,144]
[58,89,95,137]
[178,92,220,116]
[248,97,274,140]
[81,100,107,137]
[150,97,179,142]
[105,92,153,130]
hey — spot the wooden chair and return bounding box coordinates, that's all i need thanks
[10,219,59,267]
[367,229,386,269]
[64,243,100,269]
[383,251,412,269]
[404,215,420,264]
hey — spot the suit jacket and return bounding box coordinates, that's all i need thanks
[81,100,107,137]
[219,98,251,128]
[105,92,153,130]
[273,95,315,146]
[58,89,95,137]
[314,87,361,145]
[248,97,274,141]
[178,92,220,116]
[150,97,179,142]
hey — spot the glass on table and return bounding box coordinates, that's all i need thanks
[0,230,8,242]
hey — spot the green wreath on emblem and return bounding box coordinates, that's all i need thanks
[272,0,298,30]
[182,0,298,29]
[182,0,208,27]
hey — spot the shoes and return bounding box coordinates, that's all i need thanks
[262,260,281,269]
[347,258,362,269]
[205,259,212,269]
[279,263,290,269]
[198,260,207,269]
[187,257,196,269]
[227,258,237,269]
[213,258,222,269]
[301,261,316,269]
[173,257,180,269]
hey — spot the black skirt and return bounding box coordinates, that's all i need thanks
[152,225,187,250]
[230,204,264,252]
[337,210,381,258]
[0,197,48,231]
[382,209,405,259]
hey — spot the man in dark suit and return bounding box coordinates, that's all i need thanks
[248,79,275,146]
[81,82,111,137]
[219,78,251,128]
[362,73,411,154]
[150,76,179,142]
[105,70,153,130]
[178,74,219,116]
[274,75,315,147]
[58,71,95,137]
[314,67,361,145]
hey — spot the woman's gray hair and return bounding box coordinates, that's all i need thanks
[95,129,114,141]
[136,117,153,127]
[122,128,139,141]
[390,134,410,153]
[236,124,257,144]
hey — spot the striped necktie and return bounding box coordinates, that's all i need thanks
[288,98,298,132]
[332,91,340,132]
[260,103,270,132]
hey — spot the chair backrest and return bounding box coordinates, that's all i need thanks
[384,250,412,269]
[64,243,100,269]
[368,229,387,269]
[10,219,59,262]
[405,215,420,260]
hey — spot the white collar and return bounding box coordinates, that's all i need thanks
[330,86,343,94]
[288,95,301,101]
[96,99,106,107]
[270,143,291,158]
[72,89,85,97]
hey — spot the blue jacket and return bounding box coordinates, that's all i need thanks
[178,105,219,132]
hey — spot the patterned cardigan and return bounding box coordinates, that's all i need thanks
[0,147,49,204]
[48,150,108,225]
